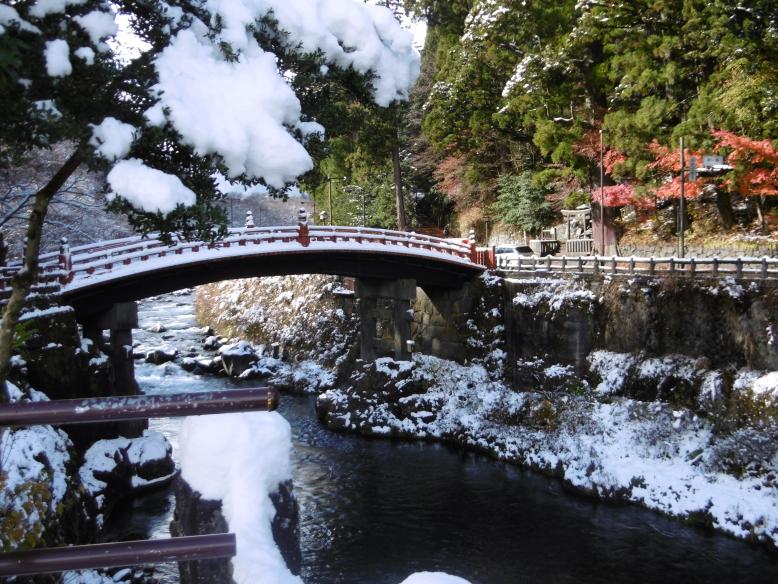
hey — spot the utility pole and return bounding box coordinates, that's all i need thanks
[599,130,605,256]
[679,137,686,258]
[327,177,334,226]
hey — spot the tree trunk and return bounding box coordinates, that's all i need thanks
[715,189,736,230]
[755,195,766,231]
[0,151,82,403]
[392,140,406,231]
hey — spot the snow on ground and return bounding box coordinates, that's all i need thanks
[511,278,597,312]
[318,355,778,547]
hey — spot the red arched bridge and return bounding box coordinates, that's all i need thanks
[12,225,490,319]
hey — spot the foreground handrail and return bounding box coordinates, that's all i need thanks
[0,387,278,427]
[0,533,236,577]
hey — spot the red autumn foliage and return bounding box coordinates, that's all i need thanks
[591,184,636,207]
[713,130,778,197]
[645,140,705,200]
[574,129,627,175]
[433,155,468,200]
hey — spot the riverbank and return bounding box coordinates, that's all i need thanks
[132,292,778,582]
[195,273,778,551]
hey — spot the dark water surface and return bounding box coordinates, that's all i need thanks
[105,293,778,584]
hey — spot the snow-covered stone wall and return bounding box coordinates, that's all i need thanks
[194,275,358,376]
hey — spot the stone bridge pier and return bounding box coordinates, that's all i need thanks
[355,278,416,361]
[354,278,476,363]
[80,301,145,437]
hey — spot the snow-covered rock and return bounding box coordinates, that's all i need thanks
[79,430,176,522]
[317,355,778,548]
[219,340,259,377]
[0,382,90,551]
[143,345,178,365]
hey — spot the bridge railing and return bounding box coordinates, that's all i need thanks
[14,225,479,287]
[497,254,778,279]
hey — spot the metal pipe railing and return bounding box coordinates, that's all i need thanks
[0,387,278,427]
[0,533,236,577]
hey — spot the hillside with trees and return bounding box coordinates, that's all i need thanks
[385,0,778,245]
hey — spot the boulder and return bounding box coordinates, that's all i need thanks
[218,341,258,377]
[144,345,178,364]
[79,430,177,521]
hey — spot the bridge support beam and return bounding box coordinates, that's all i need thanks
[80,302,144,437]
[355,278,416,361]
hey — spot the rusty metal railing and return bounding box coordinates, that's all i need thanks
[0,387,278,427]
[0,534,236,577]
[0,387,279,577]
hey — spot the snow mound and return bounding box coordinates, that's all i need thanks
[400,573,472,584]
[179,412,299,584]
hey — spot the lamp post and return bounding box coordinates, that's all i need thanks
[325,176,348,226]
[327,177,334,226]
[599,129,606,256]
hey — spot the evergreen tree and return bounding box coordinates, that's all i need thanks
[0,0,419,400]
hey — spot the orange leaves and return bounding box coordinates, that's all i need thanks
[713,130,778,197]
[573,129,627,175]
[592,184,637,207]
[645,140,706,201]
[432,155,467,200]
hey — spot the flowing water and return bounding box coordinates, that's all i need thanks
[102,292,778,584]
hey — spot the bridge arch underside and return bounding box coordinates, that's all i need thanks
[63,249,483,320]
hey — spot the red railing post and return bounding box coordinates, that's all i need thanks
[469,242,478,264]
[58,237,72,284]
[297,207,310,247]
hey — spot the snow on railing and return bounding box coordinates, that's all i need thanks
[2,225,482,290]
[497,255,778,280]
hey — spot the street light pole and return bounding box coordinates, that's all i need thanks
[600,129,605,256]
[679,136,686,258]
[327,177,333,226]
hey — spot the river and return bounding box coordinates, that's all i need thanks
[101,291,778,584]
